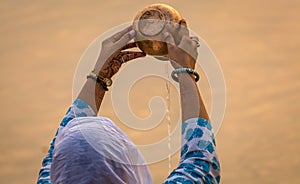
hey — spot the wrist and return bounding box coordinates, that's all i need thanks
[171,68,199,82]
[177,72,197,82]
[170,58,196,70]
[87,71,112,91]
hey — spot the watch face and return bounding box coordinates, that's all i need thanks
[105,79,112,86]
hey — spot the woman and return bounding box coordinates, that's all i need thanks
[37,20,220,184]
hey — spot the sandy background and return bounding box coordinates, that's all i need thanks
[0,0,299,183]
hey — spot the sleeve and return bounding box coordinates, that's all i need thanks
[164,118,221,184]
[37,99,96,184]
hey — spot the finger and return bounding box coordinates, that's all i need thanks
[114,30,136,49]
[164,32,176,46]
[174,19,189,38]
[108,26,133,43]
[164,32,176,56]
[121,42,137,50]
[175,19,187,30]
[179,35,196,49]
[120,51,146,63]
[190,36,199,42]
[179,19,188,27]
[190,36,200,47]
[179,36,198,59]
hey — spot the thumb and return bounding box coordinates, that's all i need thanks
[164,32,176,54]
[164,32,175,45]
[164,32,181,68]
[114,30,136,50]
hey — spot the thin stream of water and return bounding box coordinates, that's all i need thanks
[165,63,172,174]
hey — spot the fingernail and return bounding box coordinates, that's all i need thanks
[164,32,170,38]
[129,30,135,37]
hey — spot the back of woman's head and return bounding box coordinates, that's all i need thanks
[50,117,152,184]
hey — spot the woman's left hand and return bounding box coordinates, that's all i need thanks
[93,26,146,78]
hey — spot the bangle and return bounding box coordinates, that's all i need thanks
[171,68,200,82]
[86,71,112,91]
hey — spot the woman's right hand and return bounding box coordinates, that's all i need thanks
[164,20,199,70]
[163,20,209,121]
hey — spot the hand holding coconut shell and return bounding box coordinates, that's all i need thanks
[133,3,199,69]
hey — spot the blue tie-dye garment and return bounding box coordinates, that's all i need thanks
[37,99,220,184]
[164,118,221,184]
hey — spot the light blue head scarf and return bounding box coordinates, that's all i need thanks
[51,117,152,184]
